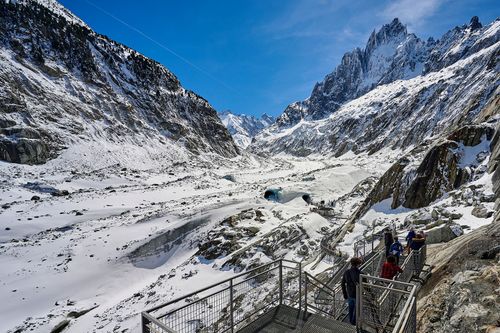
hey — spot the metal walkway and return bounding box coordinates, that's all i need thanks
[227,305,356,333]
[141,245,426,333]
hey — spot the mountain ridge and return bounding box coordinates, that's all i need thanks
[218,110,275,149]
[0,0,239,164]
[275,16,499,129]
[254,17,500,157]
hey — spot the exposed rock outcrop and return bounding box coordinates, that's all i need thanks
[417,221,500,333]
[488,124,500,215]
[0,0,238,164]
[364,124,496,210]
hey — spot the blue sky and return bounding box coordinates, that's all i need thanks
[59,0,498,117]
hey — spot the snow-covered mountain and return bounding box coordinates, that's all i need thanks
[0,0,239,165]
[253,17,500,156]
[219,110,275,148]
[0,3,499,332]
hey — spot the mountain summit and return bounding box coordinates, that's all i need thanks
[254,17,499,156]
[275,17,499,129]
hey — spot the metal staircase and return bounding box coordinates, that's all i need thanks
[141,245,427,333]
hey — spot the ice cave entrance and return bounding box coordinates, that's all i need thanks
[264,188,311,204]
[264,188,281,202]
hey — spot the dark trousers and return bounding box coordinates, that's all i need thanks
[347,297,356,325]
[385,244,391,256]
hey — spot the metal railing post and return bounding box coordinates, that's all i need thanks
[304,275,308,315]
[279,260,283,305]
[356,284,361,332]
[229,279,234,333]
[298,261,302,311]
[141,312,148,333]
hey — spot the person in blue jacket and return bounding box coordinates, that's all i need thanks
[389,237,404,264]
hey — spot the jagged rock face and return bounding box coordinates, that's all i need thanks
[488,125,500,215]
[275,101,309,128]
[275,17,500,129]
[417,222,500,333]
[275,18,426,126]
[0,0,238,164]
[403,141,466,209]
[362,125,496,210]
[218,111,275,149]
[255,18,500,156]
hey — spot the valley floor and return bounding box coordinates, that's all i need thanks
[0,145,495,332]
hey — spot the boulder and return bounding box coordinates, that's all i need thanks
[471,205,494,218]
[0,137,51,164]
[479,193,496,203]
[425,223,463,244]
[405,209,433,226]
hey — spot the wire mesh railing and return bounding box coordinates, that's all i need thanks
[397,246,427,283]
[141,260,301,333]
[357,275,417,333]
[353,230,384,259]
[304,273,345,320]
[141,246,426,333]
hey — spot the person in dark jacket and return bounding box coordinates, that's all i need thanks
[384,228,394,256]
[380,255,403,280]
[341,257,363,325]
[410,233,425,251]
[389,237,404,264]
[405,228,416,252]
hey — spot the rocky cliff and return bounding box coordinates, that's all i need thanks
[254,17,500,157]
[360,124,497,209]
[0,0,239,164]
[417,220,500,333]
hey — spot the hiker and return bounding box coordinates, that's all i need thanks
[384,228,394,256]
[410,233,426,251]
[405,228,416,253]
[341,257,363,325]
[389,237,404,264]
[380,255,403,280]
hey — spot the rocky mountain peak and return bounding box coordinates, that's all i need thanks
[218,111,275,149]
[272,16,498,130]
[469,15,483,30]
[366,18,407,52]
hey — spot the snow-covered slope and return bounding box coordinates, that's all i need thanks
[253,18,500,157]
[0,0,238,165]
[219,111,275,148]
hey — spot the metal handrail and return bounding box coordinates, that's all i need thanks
[143,259,300,333]
[142,244,426,333]
[146,259,287,313]
[142,311,176,333]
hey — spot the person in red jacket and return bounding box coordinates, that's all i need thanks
[380,255,403,280]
